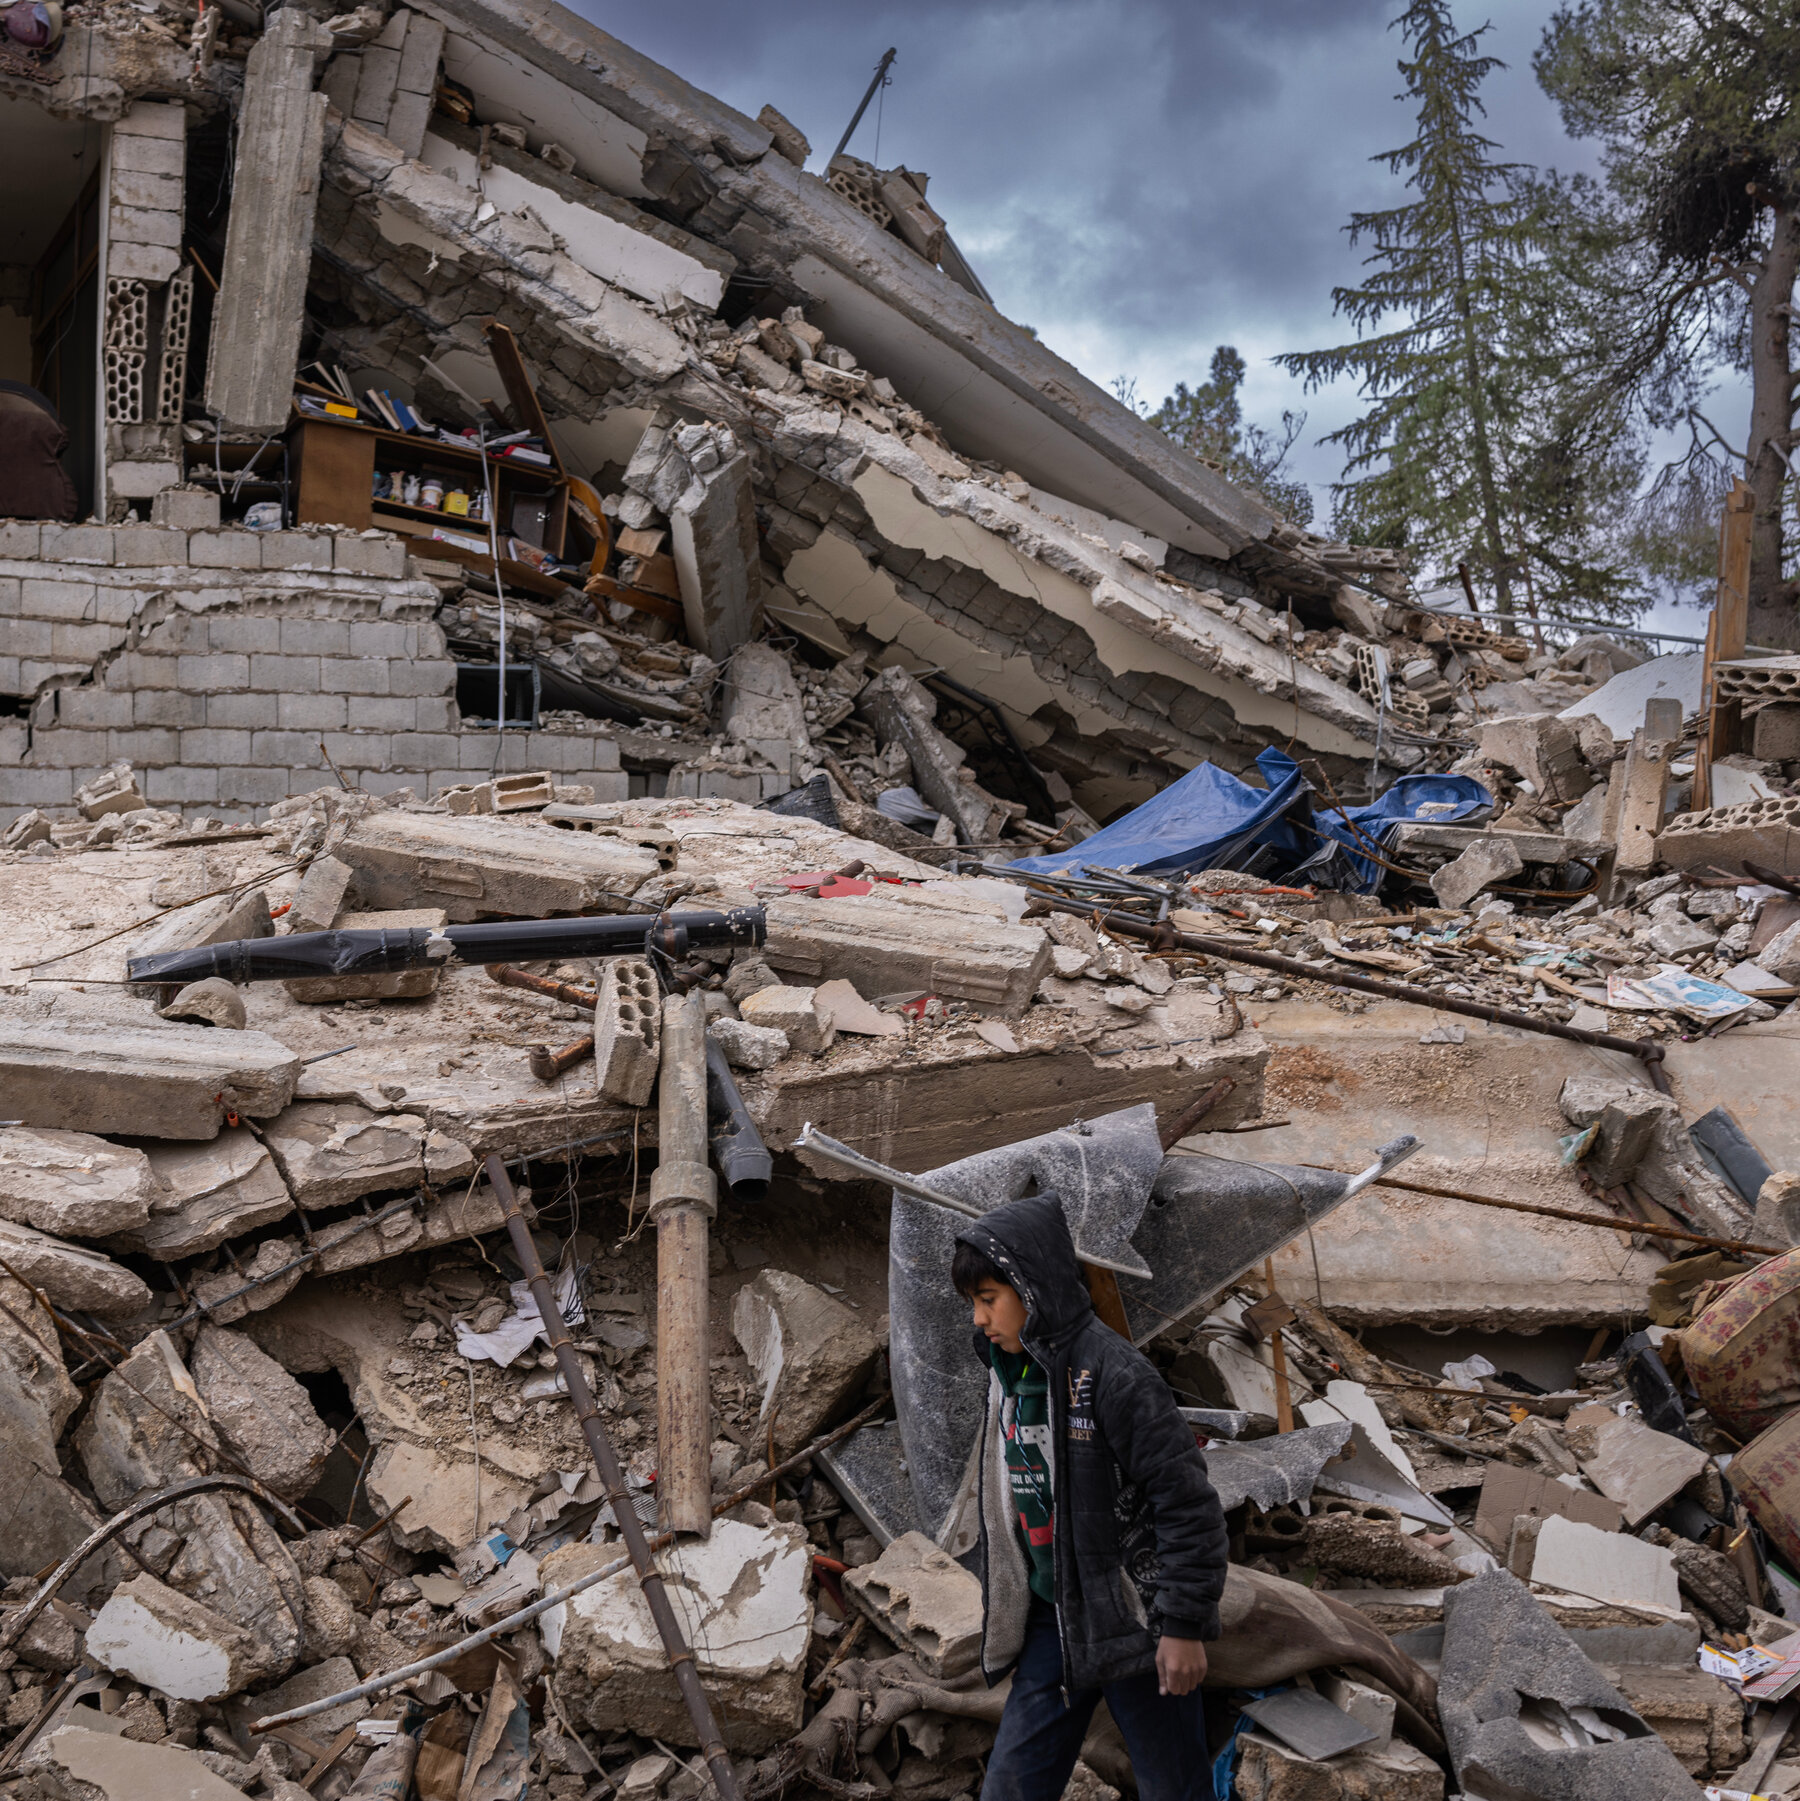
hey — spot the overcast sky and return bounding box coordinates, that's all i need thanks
[583,1,1744,629]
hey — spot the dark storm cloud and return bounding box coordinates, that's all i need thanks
[572,2,1602,505]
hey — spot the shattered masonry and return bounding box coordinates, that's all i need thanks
[4,1,1800,1799]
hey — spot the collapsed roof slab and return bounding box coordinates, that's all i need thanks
[407,0,1300,565]
[1204,997,1668,1330]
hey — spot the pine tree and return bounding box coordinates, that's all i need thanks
[1535,0,1800,648]
[1279,0,1545,618]
[1149,347,1314,526]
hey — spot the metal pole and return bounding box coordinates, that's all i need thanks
[833,48,896,159]
[482,1155,741,1801]
[654,992,716,1537]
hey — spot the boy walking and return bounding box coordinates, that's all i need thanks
[952,1194,1228,1801]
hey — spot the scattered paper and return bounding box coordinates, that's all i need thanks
[455,1266,585,1367]
[1607,965,1752,1022]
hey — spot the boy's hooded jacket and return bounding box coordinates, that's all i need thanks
[957,1193,1229,1688]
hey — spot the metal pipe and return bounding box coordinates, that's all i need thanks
[706,1040,772,1201]
[490,964,599,1009]
[1059,900,1671,1078]
[833,47,896,159]
[795,1123,982,1219]
[127,906,765,987]
[529,1037,595,1082]
[483,1154,741,1801]
[655,993,715,1538]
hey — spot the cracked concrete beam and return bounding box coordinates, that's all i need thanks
[203,9,332,432]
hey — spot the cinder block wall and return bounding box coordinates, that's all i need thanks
[0,523,626,821]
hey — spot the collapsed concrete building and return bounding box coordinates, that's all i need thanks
[8,5,1800,1801]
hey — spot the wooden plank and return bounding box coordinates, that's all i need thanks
[1704,478,1755,778]
[293,419,374,530]
[585,571,686,627]
[480,318,564,478]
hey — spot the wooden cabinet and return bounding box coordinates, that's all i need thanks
[289,415,567,554]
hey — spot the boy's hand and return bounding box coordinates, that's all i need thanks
[1156,1636,1208,1696]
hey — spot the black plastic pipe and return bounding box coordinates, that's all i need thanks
[705,1040,772,1202]
[127,906,765,987]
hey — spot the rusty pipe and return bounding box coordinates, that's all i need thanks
[489,964,598,1009]
[529,1036,595,1082]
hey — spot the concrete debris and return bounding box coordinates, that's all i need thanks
[188,1324,332,1501]
[732,1269,881,1456]
[86,1572,283,1701]
[548,1514,813,1752]
[0,1218,152,1317]
[3,3,1799,1785]
[840,1532,986,1678]
[0,1127,156,1237]
[593,956,662,1105]
[1439,1569,1698,1801]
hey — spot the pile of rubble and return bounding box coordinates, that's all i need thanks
[2,746,1800,1801]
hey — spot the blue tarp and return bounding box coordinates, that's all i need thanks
[1010,747,1492,893]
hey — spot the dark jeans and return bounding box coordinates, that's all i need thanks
[981,1602,1209,1801]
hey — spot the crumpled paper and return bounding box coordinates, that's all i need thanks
[455,1265,585,1367]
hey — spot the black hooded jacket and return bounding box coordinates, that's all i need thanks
[956,1193,1229,1689]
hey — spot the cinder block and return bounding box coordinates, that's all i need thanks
[1753,705,1800,762]
[0,521,41,558]
[218,766,291,807]
[412,697,456,732]
[389,658,454,696]
[251,731,329,769]
[144,765,219,804]
[277,693,348,730]
[352,44,402,124]
[56,689,133,729]
[1659,795,1800,877]
[150,489,220,531]
[586,771,630,802]
[0,657,20,692]
[346,696,416,730]
[261,534,335,571]
[384,89,433,160]
[117,99,186,139]
[109,133,184,177]
[19,659,90,691]
[113,526,188,566]
[108,241,180,283]
[416,621,448,658]
[109,167,183,214]
[90,584,151,627]
[320,732,388,769]
[108,205,183,250]
[348,621,408,657]
[205,615,283,655]
[105,650,178,691]
[107,727,179,764]
[141,610,208,653]
[188,532,263,570]
[593,958,661,1106]
[134,689,205,728]
[27,729,108,768]
[50,621,119,661]
[321,657,389,696]
[39,524,114,566]
[389,731,457,770]
[180,727,253,764]
[458,734,501,770]
[333,536,407,578]
[396,13,444,92]
[19,579,97,621]
[0,768,74,805]
[176,653,250,691]
[205,692,278,728]
[248,654,321,693]
[278,618,352,656]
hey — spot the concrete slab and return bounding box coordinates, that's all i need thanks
[1530,1514,1680,1612]
[0,1001,299,1140]
[548,1515,812,1752]
[842,1530,982,1677]
[116,1128,294,1259]
[29,1726,252,1800]
[260,1101,475,1207]
[0,1127,156,1237]
[85,1572,281,1701]
[732,1268,880,1456]
[0,1219,152,1317]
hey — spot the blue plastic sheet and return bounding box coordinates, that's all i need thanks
[1010,748,1491,893]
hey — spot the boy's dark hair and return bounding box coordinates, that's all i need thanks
[952,1238,1010,1298]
